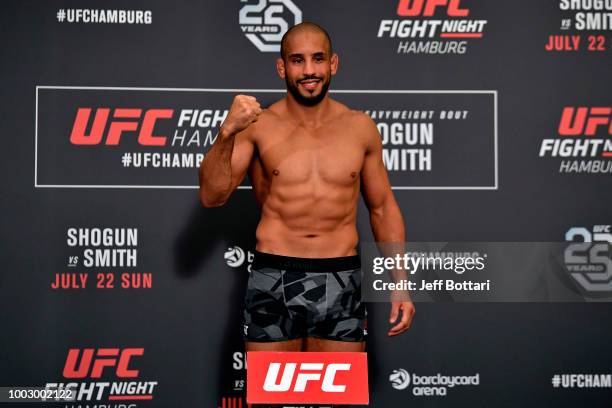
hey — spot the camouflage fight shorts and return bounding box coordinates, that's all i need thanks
[243,251,367,342]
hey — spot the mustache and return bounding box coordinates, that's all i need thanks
[298,75,323,82]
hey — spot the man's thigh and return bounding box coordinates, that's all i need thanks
[246,338,304,351]
[247,337,364,351]
[305,337,365,352]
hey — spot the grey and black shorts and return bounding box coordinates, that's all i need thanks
[243,251,367,342]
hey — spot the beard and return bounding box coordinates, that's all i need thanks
[285,74,331,107]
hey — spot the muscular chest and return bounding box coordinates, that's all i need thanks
[254,126,364,186]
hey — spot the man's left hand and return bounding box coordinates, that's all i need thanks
[388,300,415,336]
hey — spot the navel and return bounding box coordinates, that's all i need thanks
[350,171,357,178]
[272,169,280,176]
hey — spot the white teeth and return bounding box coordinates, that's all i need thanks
[301,80,319,90]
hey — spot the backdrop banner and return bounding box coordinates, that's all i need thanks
[1,1,611,407]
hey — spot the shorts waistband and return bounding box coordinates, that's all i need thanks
[252,251,360,272]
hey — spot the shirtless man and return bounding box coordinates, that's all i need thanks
[199,22,414,353]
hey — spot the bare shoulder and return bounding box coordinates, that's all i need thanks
[332,103,380,151]
[349,109,378,131]
[259,100,289,127]
[264,99,285,114]
[244,100,285,141]
[330,100,376,130]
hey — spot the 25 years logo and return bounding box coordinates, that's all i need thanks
[239,0,302,52]
[565,225,612,292]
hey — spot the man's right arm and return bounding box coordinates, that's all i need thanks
[198,95,261,207]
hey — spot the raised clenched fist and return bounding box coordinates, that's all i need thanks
[220,95,262,137]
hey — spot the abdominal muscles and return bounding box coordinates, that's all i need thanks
[255,179,360,258]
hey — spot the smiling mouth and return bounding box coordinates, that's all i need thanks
[299,79,321,91]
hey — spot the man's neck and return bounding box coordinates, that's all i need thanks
[284,93,332,128]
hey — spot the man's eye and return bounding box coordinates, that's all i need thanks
[292,59,302,63]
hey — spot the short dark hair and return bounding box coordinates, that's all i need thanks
[280,22,333,60]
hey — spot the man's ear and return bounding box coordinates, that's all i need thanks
[330,53,339,76]
[276,58,286,79]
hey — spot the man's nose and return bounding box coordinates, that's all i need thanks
[303,60,316,76]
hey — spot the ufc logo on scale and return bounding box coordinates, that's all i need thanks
[263,362,350,392]
[247,351,368,404]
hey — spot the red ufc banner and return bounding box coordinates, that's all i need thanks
[247,351,368,405]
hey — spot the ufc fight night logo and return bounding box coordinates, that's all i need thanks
[239,0,302,52]
[378,0,488,55]
[565,225,612,292]
[44,347,158,402]
[247,351,368,404]
[539,106,612,174]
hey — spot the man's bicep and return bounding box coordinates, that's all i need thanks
[229,129,255,189]
[361,123,393,210]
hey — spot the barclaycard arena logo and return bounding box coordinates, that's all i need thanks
[44,347,158,405]
[389,369,411,390]
[377,0,488,55]
[239,0,302,52]
[224,246,246,267]
[565,225,612,292]
[539,106,612,174]
[389,369,479,396]
[224,245,254,271]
